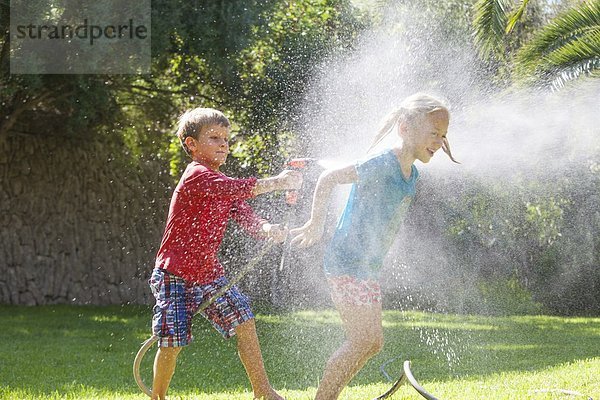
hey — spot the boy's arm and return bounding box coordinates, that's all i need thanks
[230,200,268,238]
[186,168,300,200]
[290,164,358,248]
[230,201,288,243]
[252,170,302,196]
[187,169,257,199]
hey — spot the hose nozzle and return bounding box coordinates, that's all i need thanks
[285,158,316,204]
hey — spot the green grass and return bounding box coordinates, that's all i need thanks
[0,305,598,399]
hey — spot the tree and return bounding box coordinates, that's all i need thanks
[516,0,600,88]
[473,0,600,88]
[0,0,365,173]
[0,0,368,306]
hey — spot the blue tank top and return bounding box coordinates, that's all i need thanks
[323,149,418,279]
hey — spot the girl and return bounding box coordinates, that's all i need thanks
[290,93,458,400]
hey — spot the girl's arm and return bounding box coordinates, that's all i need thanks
[290,164,358,248]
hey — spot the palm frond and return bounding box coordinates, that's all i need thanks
[473,0,513,59]
[544,28,600,88]
[549,58,600,90]
[516,0,600,72]
[546,28,600,66]
[506,0,531,33]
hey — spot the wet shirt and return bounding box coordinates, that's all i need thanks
[155,162,265,284]
[324,149,418,280]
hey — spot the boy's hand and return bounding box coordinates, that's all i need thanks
[262,223,288,243]
[289,220,324,248]
[276,170,303,191]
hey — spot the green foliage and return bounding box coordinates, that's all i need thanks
[506,0,531,33]
[0,2,131,138]
[473,0,511,59]
[377,0,477,45]
[406,162,600,316]
[524,197,568,246]
[471,0,550,85]
[478,275,544,315]
[0,0,365,177]
[228,0,366,174]
[515,0,600,88]
[137,0,366,176]
[471,0,600,88]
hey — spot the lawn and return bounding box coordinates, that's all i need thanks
[0,305,598,399]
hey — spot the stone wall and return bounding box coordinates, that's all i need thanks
[0,134,171,305]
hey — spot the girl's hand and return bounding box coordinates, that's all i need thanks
[262,223,288,243]
[289,220,324,248]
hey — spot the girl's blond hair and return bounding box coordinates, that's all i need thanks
[368,93,459,163]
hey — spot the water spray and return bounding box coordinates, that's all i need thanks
[279,157,322,271]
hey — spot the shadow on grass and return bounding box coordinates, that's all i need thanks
[0,305,598,396]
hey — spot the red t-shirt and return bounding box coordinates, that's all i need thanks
[155,162,266,284]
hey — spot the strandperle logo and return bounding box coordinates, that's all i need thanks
[10,0,151,74]
[14,18,148,46]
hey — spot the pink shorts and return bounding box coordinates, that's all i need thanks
[327,275,382,306]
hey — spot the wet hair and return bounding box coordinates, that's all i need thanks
[368,93,459,163]
[176,108,230,157]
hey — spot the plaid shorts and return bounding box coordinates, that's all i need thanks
[327,275,382,306]
[149,268,254,347]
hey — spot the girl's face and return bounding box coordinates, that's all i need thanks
[401,109,449,163]
[186,123,230,170]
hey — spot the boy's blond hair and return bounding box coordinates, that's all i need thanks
[369,93,459,163]
[176,108,230,157]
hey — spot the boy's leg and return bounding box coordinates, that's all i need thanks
[149,269,194,400]
[152,346,182,400]
[235,319,285,400]
[315,300,383,400]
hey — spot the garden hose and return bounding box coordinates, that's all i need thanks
[372,367,406,400]
[133,240,276,398]
[402,361,439,400]
[377,358,594,400]
[133,334,158,397]
[375,359,439,400]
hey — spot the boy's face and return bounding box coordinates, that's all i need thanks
[186,124,230,169]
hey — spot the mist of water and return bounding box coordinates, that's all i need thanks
[282,2,600,373]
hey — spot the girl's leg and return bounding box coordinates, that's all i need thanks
[315,301,383,400]
[235,319,285,400]
[152,346,182,400]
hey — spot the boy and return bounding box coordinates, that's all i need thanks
[149,107,301,400]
